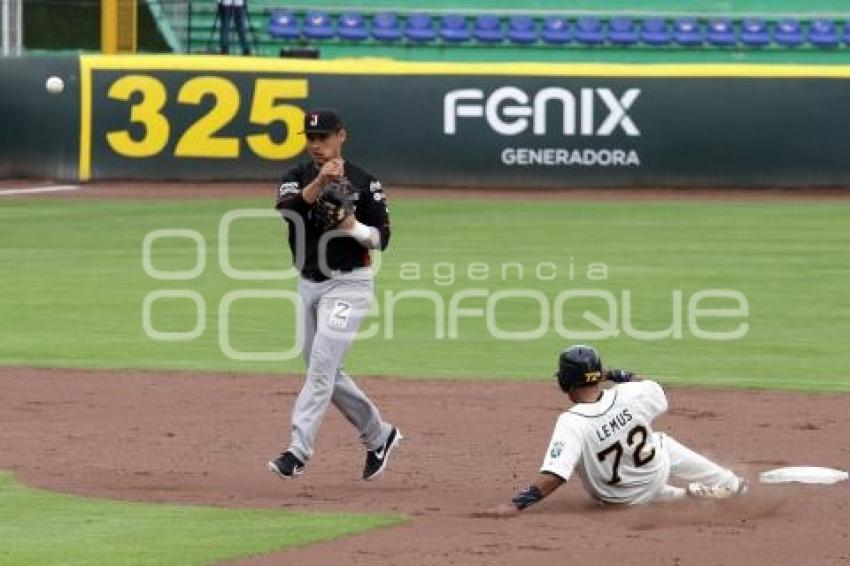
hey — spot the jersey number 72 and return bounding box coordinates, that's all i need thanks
[596,425,656,485]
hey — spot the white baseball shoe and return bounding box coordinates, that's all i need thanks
[687,476,748,499]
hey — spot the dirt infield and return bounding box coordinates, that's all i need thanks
[0,367,847,566]
[5,180,850,202]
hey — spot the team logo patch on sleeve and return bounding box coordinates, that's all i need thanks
[278,182,300,198]
[550,441,564,458]
[369,181,383,193]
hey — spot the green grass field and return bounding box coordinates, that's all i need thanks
[1,196,848,391]
[0,471,401,565]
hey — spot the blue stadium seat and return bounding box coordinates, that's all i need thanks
[440,15,471,42]
[608,17,638,45]
[640,17,671,46]
[740,18,770,46]
[303,11,334,40]
[406,14,436,42]
[372,12,403,42]
[474,15,504,43]
[774,18,803,46]
[706,18,736,46]
[844,22,850,45]
[541,16,571,44]
[809,19,839,48]
[338,12,368,41]
[268,9,299,40]
[508,16,537,44]
[575,17,604,45]
[673,18,704,46]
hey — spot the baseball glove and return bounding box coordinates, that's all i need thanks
[313,179,356,231]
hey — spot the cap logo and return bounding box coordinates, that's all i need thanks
[585,371,602,382]
[309,113,319,126]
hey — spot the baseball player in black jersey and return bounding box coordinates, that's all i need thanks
[268,109,402,481]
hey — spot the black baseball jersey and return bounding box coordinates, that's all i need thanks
[274,160,391,275]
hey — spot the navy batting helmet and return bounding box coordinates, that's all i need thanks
[555,345,603,394]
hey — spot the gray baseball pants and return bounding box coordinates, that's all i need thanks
[287,268,391,462]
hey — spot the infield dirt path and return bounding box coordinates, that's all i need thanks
[6,180,850,202]
[0,368,847,566]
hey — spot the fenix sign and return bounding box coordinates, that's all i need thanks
[444,87,641,137]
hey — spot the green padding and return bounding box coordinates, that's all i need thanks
[78,64,850,186]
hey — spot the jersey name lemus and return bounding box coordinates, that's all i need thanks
[595,408,634,443]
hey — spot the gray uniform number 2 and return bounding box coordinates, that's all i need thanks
[329,300,352,330]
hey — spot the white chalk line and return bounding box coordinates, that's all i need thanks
[0,185,81,196]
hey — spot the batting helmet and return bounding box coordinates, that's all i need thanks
[555,345,603,394]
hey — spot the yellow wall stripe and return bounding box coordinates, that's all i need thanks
[100,0,118,54]
[79,54,850,78]
[79,57,93,182]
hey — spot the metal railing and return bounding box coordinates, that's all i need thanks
[1,0,23,56]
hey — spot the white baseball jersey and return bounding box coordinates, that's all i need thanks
[541,381,671,504]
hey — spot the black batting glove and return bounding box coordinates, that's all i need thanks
[605,369,635,383]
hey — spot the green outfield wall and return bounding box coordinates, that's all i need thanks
[0,57,80,180]
[3,54,850,187]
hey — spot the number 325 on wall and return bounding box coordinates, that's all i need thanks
[105,75,307,160]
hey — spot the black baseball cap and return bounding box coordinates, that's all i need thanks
[302,109,343,134]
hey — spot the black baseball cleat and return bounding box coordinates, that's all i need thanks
[362,427,403,481]
[268,451,304,480]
